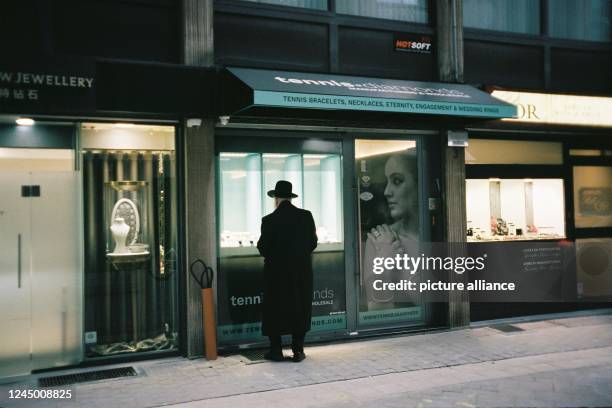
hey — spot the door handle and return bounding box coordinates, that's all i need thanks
[17,233,21,288]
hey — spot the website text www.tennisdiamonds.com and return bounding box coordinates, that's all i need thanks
[367,242,601,303]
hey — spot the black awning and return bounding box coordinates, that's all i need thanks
[222,67,517,120]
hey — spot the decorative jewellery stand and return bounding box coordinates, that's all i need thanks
[105,181,151,268]
[104,180,151,343]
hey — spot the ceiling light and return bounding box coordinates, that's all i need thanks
[16,118,35,126]
[112,123,135,129]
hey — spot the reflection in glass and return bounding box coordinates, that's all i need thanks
[336,0,428,23]
[549,0,611,41]
[240,0,327,10]
[463,0,540,34]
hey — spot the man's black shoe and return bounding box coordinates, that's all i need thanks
[292,352,306,363]
[264,351,285,362]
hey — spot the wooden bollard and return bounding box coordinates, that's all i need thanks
[201,287,217,360]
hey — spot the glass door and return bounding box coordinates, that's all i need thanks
[0,147,82,379]
[0,170,33,378]
[354,138,430,330]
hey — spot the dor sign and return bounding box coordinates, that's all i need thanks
[491,91,612,127]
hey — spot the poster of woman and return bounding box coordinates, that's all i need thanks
[355,140,424,324]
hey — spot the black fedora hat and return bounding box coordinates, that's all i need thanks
[267,180,298,198]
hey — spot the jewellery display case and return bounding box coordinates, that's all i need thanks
[81,123,179,358]
[216,149,346,343]
[218,152,343,255]
[466,178,566,242]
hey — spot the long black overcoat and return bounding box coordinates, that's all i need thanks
[257,200,318,336]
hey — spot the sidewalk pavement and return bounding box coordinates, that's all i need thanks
[1,311,611,408]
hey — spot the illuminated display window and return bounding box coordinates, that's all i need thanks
[466,178,566,242]
[218,152,343,251]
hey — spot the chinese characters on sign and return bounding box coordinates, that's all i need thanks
[0,62,95,113]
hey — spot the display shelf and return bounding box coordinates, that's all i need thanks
[219,242,344,258]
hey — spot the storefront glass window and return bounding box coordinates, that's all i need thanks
[217,151,345,343]
[576,238,612,298]
[573,166,612,228]
[355,139,425,327]
[80,123,179,358]
[466,178,566,241]
[336,0,429,23]
[463,0,540,34]
[549,0,612,42]
[239,0,327,10]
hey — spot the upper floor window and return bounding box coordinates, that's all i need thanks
[463,0,540,34]
[336,0,429,23]
[549,0,612,42]
[240,0,327,10]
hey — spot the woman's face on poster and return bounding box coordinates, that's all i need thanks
[383,154,416,220]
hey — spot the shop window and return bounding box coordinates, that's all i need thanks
[217,150,345,343]
[336,0,429,23]
[466,139,563,165]
[463,0,540,34]
[355,139,426,326]
[576,238,612,298]
[573,166,612,228]
[239,0,327,10]
[219,152,343,248]
[549,0,612,42]
[466,178,566,241]
[80,123,179,358]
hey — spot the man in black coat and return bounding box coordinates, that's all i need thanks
[257,180,318,363]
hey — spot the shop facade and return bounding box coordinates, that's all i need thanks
[211,67,515,347]
[464,91,612,320]
[2,0,611,379]
[0,57,212,379]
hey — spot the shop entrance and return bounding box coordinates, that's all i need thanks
[0,144,82,379]
[215,131,440,347]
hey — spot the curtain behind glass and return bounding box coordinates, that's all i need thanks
[549,0,611,41]
[463,0,540,34]
[83,151,177,355]
[336,0,429,23]
[240,0,327,10]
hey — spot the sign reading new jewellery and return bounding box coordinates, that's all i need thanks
[227,67,517,119]
[0,58,96,113]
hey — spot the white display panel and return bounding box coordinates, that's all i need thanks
[466,178,565,241]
